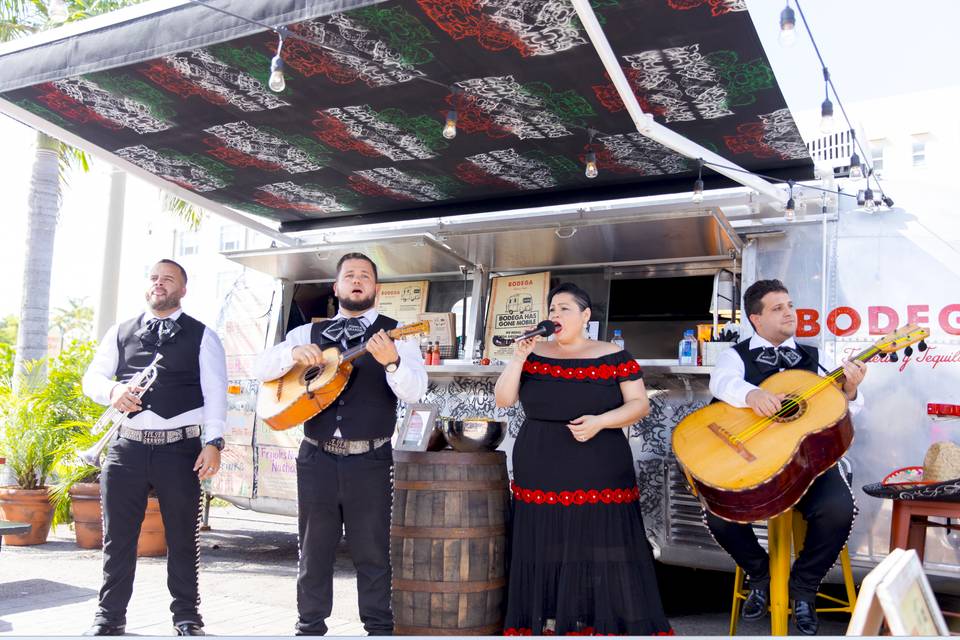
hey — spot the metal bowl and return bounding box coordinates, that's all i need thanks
[438,417,506,452]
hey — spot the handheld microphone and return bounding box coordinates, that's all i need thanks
[492,320,557,347]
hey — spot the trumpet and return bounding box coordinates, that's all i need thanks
[78,353,163,468]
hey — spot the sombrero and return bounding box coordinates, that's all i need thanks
[862,441,960,502]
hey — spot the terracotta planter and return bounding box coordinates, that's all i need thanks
[0,486,55,545]
[69,483,104,549]
[137,496,167,557]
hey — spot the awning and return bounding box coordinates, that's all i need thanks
[0,0,813,234]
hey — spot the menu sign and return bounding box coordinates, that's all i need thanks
[485,272,551,361]
[376,280,429,325]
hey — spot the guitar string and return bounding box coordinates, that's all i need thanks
[731,343,885,444]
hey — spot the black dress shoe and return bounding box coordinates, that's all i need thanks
[741,587,769,620]
[793,599,819,635]
[174,622,205,636]
[82,624,125,636]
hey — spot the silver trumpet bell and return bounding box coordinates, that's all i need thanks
[78,353,163,468]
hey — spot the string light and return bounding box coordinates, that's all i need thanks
[784,181,796,221]
[692,158,704,203]
[779,1,797,47]
[583,129,599,179]
[819,68,833,133]
[48,0,69,23]
[268,30,286,93]
[442,110,457,140]
[848,131,863,178]
[863,186,875,212]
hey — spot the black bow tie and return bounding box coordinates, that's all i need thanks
[754,345,803,372]
[136,317,181,347]
[321,317,366,346]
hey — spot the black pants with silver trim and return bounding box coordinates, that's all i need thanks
[95,435,203,627]
[705,465,857,601]
[295,439,393,635]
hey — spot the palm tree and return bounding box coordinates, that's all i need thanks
[1,0,202,388]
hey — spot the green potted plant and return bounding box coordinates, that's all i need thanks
[0,342,100,546]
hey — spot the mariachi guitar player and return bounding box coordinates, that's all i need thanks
[254,253,427,636]
[706,279,866,635]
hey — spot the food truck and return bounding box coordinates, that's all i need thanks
[0,0,956,585]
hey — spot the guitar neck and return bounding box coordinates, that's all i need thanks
[824,343,882,382]
[339,323,428,364]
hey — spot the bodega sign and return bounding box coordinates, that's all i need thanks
[796,304,960,337]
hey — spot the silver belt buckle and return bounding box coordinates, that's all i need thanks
[142,430,167,446]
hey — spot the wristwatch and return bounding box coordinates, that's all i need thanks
[384,358,401,374]
[206,437,225,451]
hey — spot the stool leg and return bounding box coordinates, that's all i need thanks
[908,515,928,560]
[840,546,857,612]
[730,565,744,636]
[889,500,911,551]
[768,513,792,636]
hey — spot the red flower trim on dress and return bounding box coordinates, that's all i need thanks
[504,627,675,636]
[523,359,641,380]
[511,483,641,506]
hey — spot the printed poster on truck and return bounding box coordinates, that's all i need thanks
[485,272,551,362]
[375,280,429,325]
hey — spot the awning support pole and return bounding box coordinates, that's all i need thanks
[571,0,785,205]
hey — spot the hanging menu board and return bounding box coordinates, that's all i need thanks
[484,272,551,362]
[375,280,429,325]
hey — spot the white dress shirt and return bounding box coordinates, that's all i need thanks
[82,309,228,444]
[709,334,864,417]
[254,309,428,434]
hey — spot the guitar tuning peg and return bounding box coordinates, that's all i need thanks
[904,346,913,358]
[918,340,928,352]
[889,351,899,362]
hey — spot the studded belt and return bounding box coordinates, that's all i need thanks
[118,425,201,445]
[303,436,390,456]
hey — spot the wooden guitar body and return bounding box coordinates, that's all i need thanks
[672,369,853,523]
[256,320,430,431]
[257,347,354,431]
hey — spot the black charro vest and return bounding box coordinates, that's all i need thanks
[732,339,820,386]
[115,312,205,419]
[304,314,400,441]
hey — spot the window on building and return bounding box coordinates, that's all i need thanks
[177,230,199,256]
[869,140,884,174]
[912,138,927,167]
[219,225,245,252]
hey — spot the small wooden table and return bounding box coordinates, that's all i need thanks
[0,520,32,553]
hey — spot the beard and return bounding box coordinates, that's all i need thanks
[145,289,182,312]
[339,292,375,313]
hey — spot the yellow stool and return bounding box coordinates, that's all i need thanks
[728,509,858,636]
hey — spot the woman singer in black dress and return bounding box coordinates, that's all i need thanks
[494,283,672,636]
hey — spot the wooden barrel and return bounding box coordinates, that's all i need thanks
[391,450,509,636]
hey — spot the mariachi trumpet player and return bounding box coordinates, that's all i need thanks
[80,259,227,637]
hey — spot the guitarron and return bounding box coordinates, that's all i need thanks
[258,321,430,431]
[672,324,929,523]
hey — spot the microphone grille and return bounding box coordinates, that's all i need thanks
[539,320,557,336]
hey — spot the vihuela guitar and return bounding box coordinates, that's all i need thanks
[671,324,930,523]
[257,320,430,431]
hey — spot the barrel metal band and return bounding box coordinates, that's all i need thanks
[391,576,507,593]
[390,525,506,539]
[393,622,504,635]
[394,480,507,491]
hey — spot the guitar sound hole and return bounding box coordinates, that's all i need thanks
[774,394,806,422]
[302,366,324,384]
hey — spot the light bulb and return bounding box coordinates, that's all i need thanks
[820,98,834,133]
[584,151,598,179]
[863,187,875,211]
[848,152,863,179]
[443,110,457,140]
[785,197,796,221]
[779,5,797,47]
[49,0,69,23]
[692,178,704,203]
[268,55,285,92]
[856,190,866,206]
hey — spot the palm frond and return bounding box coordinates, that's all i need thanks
[161,191,205,231]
